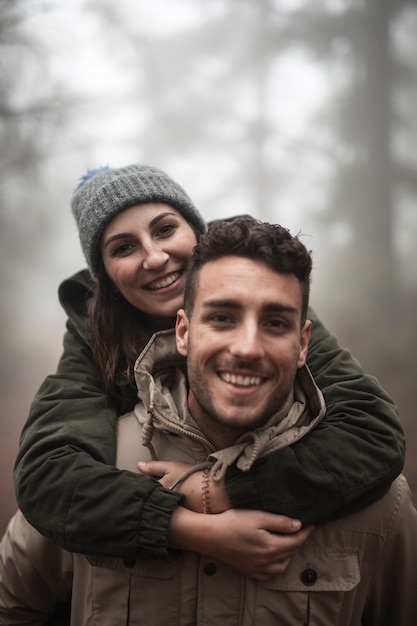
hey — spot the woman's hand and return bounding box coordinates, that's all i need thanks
[168,506,314,581]
[138,460,231,513]
[138,460,192,489]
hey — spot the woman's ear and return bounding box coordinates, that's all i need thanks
[176,309,189,356]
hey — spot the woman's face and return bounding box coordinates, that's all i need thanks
[101,203,198,321]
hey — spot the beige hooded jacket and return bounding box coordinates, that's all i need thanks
[1,330,416,625]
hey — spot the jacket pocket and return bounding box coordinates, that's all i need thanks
[263,547,360,592]
[253,548,360,625]
[85,554,183,626]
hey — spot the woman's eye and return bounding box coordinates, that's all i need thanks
[157,223,177,238]
[112,243,135,256]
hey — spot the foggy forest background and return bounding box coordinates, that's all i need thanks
[1,0,416,534]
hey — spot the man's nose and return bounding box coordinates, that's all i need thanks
[229,321,264,360]
[142,244,169,270]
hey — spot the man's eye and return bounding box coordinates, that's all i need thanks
[210,314,232,323]
[266,319,287,331]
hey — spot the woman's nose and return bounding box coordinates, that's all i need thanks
[142,244,169,270]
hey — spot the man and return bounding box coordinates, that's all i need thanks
[1,217,416,625]
[70,217,417,624]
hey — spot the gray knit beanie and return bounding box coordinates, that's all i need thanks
[71,164,207,277]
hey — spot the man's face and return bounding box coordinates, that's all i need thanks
[176,256,311,449]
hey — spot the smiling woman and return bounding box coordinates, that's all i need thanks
[100,203,197,321]
[77,165,206,400]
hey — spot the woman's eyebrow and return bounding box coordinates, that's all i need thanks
[103,212,178,248]
[103,232,132,248]
[148,212,178,228]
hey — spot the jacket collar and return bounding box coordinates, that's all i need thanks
[134,329,326,476]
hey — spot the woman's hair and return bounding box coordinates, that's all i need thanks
[89,262,155,401]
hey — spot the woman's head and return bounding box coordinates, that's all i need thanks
[71,164,206,278]
[100,202,198,321]
[74,164,206,397]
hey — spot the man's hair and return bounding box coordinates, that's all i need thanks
[184,217,312,323]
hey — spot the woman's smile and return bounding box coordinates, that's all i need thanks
[145,270,183,291]
[101,203,198,320]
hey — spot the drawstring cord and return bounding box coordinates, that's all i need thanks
[169,461,212,491]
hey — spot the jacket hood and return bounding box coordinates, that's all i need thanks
[133,329,326,479]
[58,270,95,340]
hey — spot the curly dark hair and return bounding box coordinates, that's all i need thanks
[184,216,312,323]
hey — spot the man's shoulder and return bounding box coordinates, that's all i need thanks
[322,475,415,539]
[349,474,413,527]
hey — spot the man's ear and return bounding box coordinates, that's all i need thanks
[297,319,311,368]
[176,308,189,356]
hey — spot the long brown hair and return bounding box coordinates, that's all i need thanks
[88,262,155,401]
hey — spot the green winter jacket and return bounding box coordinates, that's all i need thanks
[14,269,405,560]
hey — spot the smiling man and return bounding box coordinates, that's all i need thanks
[116,216,415,625]
[127,216,415,626]
[176,234,312,449]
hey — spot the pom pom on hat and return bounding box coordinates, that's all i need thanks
[74,165,111,192]
[71,164,206,277]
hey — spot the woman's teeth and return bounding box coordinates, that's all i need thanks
[148,272,181,290]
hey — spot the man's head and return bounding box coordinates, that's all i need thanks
[176,217,313,449]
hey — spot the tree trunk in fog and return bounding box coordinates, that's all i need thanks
[353,0,395,307]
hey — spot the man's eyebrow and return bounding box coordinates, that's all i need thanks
[202,299,241,309]
[262,303,298,315]
[202,299,298,314]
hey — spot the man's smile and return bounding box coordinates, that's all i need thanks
[219,371,265,387]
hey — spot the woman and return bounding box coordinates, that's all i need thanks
[14,164,404,566]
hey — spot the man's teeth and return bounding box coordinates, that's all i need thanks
[220,372,263,387]
[148,272,180,290]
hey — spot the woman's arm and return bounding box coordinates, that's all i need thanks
[14,316,183,561]
[223,307,405,523]
[15,278,404,559]
[168,506,313,581]
[14,271,302,565]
